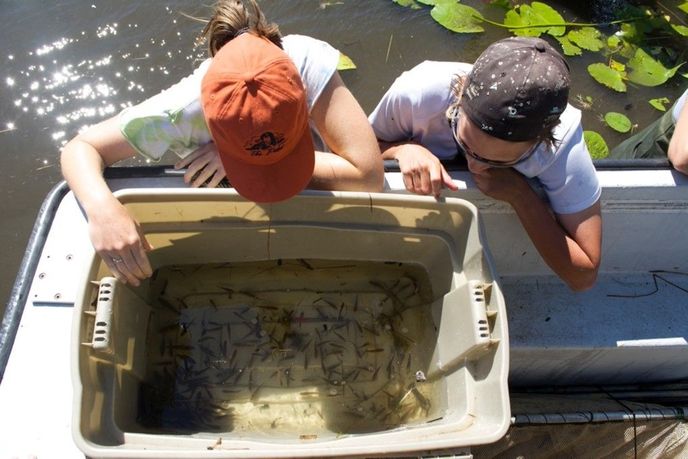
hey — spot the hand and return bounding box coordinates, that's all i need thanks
[394,144,458,197]
[469,166,530,205]
[174,143,227,188]
[89,200,153,287]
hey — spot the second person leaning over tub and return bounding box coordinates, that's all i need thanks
[369,37,601,292]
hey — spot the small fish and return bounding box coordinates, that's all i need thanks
[364,347,385,354]
[298,259,314,270]
[250,384,263,402]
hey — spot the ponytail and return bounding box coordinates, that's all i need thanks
[199,0,282,56]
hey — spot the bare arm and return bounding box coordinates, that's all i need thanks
[668,98,688,174]
[308,72,384,192]
[60,116,153,286]
[473,168,601,291]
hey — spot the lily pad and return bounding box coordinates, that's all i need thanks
[555,35,582,56]
[337,53,357,71]
[604,112,632,133]
[584,131,609,159]
[648,97,670,111]
[504,2,566,38]
[566,27,605,52]
[626,48,684,87]
[671,24,688,37]
[431,1,485,33]
[609,59,626,73]
[607,35,622,50]
[588,63,627,92]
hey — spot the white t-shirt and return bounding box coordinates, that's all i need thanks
[119,34,339,160]
[369,61,601,215]
[672,88,688,123]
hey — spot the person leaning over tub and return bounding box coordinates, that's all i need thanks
[609,88,688,175]
[60,0,383,287]
[369,37,601,291]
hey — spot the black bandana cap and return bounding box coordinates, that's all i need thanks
[462,36,570,142]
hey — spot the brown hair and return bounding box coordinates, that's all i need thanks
[198,0,282,56]
[446,74,559,149]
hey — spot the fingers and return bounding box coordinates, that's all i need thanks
[184,153,211,186]
[104,251,141,286]
[102,256,129,285]
[403,169,434,196]
[441,166,459,191]
[101,229,153,287]
[190,164,215,188]
[205,170,226,188]
[135,223,154,275]
[174,144,212,170]
[402,171,415,194]
[429,167,443,198]
[104,247,151,287]
[177,144,228,188]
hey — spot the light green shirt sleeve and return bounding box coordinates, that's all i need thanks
[119,59,213,161]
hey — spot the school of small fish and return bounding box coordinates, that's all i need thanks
[137,259,440,436]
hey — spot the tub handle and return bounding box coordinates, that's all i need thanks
[89,277,116,353]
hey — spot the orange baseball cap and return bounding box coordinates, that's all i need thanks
[201,33,315,202]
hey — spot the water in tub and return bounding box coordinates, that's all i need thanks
[137,259,443,438]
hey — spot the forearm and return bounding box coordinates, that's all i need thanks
[309,150,383,192]
[668,102,688,174]
[379,140,413,160]
[61,139,122,216]
[510,188,599,291]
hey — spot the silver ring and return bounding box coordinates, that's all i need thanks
[111,256,124,263]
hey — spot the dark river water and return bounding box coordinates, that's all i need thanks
[1,0,686,316]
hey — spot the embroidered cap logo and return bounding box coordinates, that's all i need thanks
[245,131,286,156]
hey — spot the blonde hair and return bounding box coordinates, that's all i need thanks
[447,73,559,148]
[198,0,282,56]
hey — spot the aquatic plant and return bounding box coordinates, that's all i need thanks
[604,112,633,133]
[337,52,357,70]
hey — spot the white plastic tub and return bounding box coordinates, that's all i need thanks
[71,190,509,458]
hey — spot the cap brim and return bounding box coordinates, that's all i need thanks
[220,125,315,203]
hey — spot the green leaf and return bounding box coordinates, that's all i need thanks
[431,1,485,33]
[566,27,605,52]
[626,47,684,87]
[504,2,566,38]
[648,97,670,112]
[416,0,438,4]
[609,59,626,73]
[587,63,627,92]
[607,35,621,50]
[671,24,688,37]
[679,2,688,14]
[555,35,582,56]
[337,52,356,71]
[584,131,609,159]
[604,112,632,133]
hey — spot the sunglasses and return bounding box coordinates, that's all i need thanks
[449,107,540,168]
